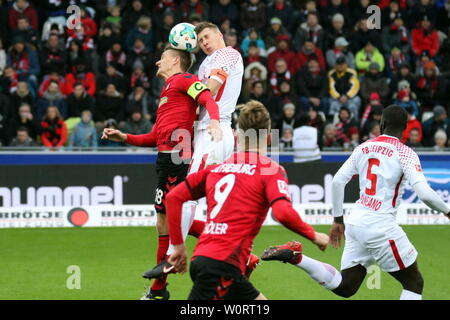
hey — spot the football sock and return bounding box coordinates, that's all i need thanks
[188,220,205,238]
[296,255,342,290]
[151,235,170,291]
[166,201,197,255]
[400,289,422,300]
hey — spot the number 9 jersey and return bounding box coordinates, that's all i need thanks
[334,134,427,226]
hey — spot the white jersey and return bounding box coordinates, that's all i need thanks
[336,135,427,226]
[197,46,243,129]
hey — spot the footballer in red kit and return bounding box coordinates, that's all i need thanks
[166,101,330,300]
[101,47,222,300]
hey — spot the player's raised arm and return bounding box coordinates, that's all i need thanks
[266,166,329,251]
[401,150,450,219]
[330,148,359,248]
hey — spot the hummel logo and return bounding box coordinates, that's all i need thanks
[163,265,175,273]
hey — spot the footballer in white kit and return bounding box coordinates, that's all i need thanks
[261,106,450,300]
[190,24,243,173]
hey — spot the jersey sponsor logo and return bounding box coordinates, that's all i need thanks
[159,97,168,107]
[358,194,382,211]
[277,180,288,195]
[415,164,422,172]
[211,163,256,175]
[362,144,394,157]
[221,66,229,73]
[203,221,228,235]
[187,81,207,99]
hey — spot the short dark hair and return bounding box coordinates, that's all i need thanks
[163,46,193,72]
[382,105,408,132]
[17,126,29,133]
[195,21,220,35]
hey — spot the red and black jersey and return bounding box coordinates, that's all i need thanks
[167,151,315,274]
[125,72,219,152]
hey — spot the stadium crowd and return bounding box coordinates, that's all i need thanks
[0,0,450,151]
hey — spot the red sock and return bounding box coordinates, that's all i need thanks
[188,220,205,238]
[151,235,170,291]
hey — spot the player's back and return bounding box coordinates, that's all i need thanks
[193,151,287,273]
[197,46,243,129]
[347,135,424,226]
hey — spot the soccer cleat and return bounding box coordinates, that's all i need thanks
[140,284,170,300]
[244,253,260,279]
[261,241,303,265]
[142,261,176,279]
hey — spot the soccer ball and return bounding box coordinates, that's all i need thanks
[169,23,197,52]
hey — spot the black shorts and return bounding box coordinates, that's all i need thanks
[154,152,189,214]
[188,256,260,300]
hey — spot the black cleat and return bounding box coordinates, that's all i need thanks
[142,261,175,279]
[261,241,303,264]
[140,284,170,300]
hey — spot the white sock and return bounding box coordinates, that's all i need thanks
[400,289,422,300]
[296,255,342,290]
[166,201,197,255]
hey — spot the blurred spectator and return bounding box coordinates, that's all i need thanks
[269,81,299,121]
[308,107,326,136]
[324,13,350,51]
[389,63,417,94]
[9,126,37,147]
[9,81,34,115]
[248,81,270,107]
[360,62,390,105]
[381,14,410,57]
[103,40,127,74]
[385,47,408,79]
[40,105,67,148]
[321,0,351,30]
[381,0,405,28]
[267,0,294,32]
[240,0,266,33]
[416,61,446,110]
[0,38,5,77]
[95,83,125,124]
[269,58,292,96]
[349,17,382,54]
[0,90,9,145]
[65,57,96,97]
[36,80,67,120]
[406,128,423,148]
[243,42,266,66]
[155,9,177,50]
[402,112,423,144]
[8,102,40,143]
[66,82,95,119]
[274,102,299,132]
[264,17,289,52]
[422,105,450,146]
[394,89,420,117]
[360,92,383,129]
[126,38,155,75]
[122,0,150,32]
[335,106,358,141]
[8,0,39,31]
[360,104,383,141]
[105,5,122,32]
[267,34,297,73]
[293,113,322,162]
[97,24,121,58]
[125,16,155,52]
[328,57,361,118]
[66,24,95,53]
[7,36,40,87]
[126,82,157,122]
[368,122,381,140]
[179,0,210,22]
[326,37,355,69]
[323,123,348,147]
[348,127,360,149]
[280,127,293,150]
[352,0,371,27]
[224,30,240,51]
[38,70,67,97]
[433,130,448,150]
[69,110,98,148]
[409,0,437,29]
[243,61,267,100]
[0,66,19,95]
[97,64,127,95]
[66,38,86,71]
[12,15,38,49]
[297,59,329,113]
[411,14,439,59]
[241,29,267,57]
[293,11,325,52]
[355,40,385,74]
[210,0,239,27]
[40,34,66,75]
[123,109,153,135]
[296,40,326,70]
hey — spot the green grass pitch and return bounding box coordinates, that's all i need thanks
[0,225,448,300]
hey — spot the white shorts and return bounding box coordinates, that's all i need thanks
[188,124,234,175]
[341,223,418,273]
